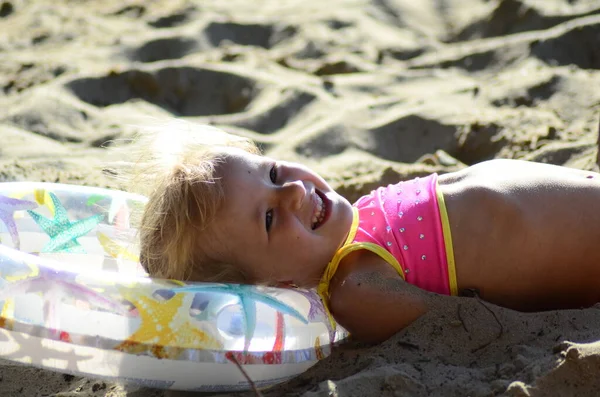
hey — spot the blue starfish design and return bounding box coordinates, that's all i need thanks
[0,195,38,250]
[186,292,238,322]
[27,193,105,253]
[159,284,308,350]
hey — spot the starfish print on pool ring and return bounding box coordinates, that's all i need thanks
[115,292,222,359]
[0,263,130,336]
[294,288,337,343]
[0,247,39,283]
[87,193,130,229]
[27,192,104,253]
[33,189,55,216]
[0,195,38,250]
[159,284,308,351]
[97,232,139,262]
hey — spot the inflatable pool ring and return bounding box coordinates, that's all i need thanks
[0,182,347,392]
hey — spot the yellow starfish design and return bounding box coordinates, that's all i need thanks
[33,189,55,216]
[0,298,15,330]
[9,189,54,216]
[97,232,139,262]
[115,291,222,359]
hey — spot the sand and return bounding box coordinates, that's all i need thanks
[1,0,600,395]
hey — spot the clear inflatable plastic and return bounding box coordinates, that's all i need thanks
[0,182,347,391]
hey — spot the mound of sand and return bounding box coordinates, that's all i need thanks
[1,0,600,396]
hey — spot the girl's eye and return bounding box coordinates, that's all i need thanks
[266,209,273,232]
[269,164,278,183]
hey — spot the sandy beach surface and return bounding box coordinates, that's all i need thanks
[2,0,600,396]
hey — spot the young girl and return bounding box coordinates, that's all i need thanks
[131,121,600,343]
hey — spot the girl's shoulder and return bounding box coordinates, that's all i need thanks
[328,249,428,343]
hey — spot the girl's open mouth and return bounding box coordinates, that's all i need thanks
[311,189,330,230]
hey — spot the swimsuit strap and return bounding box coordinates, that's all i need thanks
[318,207,359,331]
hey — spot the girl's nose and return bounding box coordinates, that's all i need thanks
[280,180,306,211]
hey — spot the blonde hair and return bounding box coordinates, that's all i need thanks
[116,119,260,282]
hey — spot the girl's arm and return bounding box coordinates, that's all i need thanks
[328,251,433,343]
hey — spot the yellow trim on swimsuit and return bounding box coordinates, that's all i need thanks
[435,181,458,296]
[318,207,408,330]
[317,207,358,331]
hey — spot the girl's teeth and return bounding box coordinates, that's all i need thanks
[312,194,325,228]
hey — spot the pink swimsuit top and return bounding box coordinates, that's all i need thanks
[317,173,458,328]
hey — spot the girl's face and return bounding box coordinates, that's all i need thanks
[209,148,353,287]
